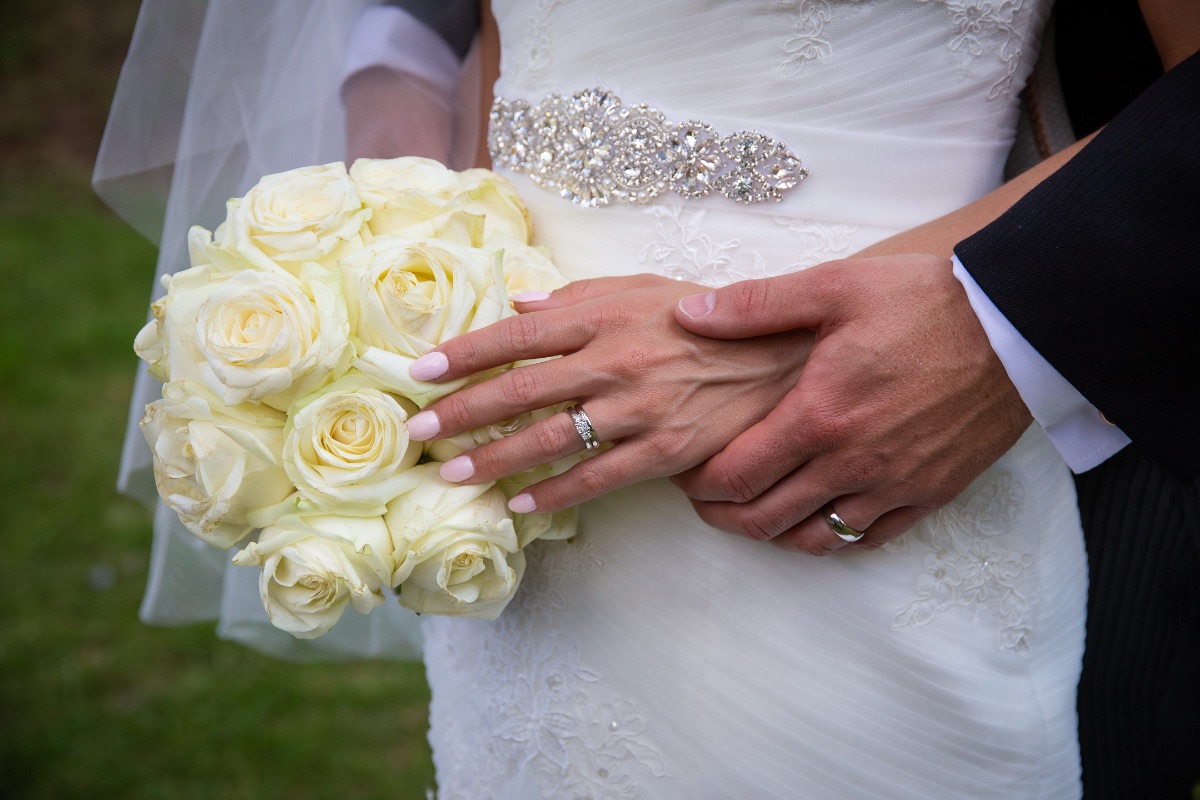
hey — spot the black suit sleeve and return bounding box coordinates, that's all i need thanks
[956,49,1200,485]
[383,0,480,60]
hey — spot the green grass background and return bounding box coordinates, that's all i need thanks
[0,3,435,797]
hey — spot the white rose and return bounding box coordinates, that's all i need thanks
[490,234,568,298]
[343,235,512,405]
[140,381,293,548]
[233,514,393,639]
[133,294,170,382]
[282,374,422,515]
[384,464,524,619]
[138,263,351,411]
[135,224,269,381]
[213,162,372,275]
[350,157,530,245]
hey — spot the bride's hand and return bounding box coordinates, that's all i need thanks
[402,274,812,513]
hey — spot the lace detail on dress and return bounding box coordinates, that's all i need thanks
[890,471,1040,657]
[770,0,1031,98]
[770,0,866,75]
[926,0,1030,99]
[637,206,856,287]
[638,206,744,286]
[430,538,667,800]
[504,0,574,94]
[771,215,859,267]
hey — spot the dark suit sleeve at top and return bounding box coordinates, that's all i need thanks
[383,0,481,60]
[956,49,1200,486]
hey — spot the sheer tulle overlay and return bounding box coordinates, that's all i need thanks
[421,1,1086,797]
[97,0,426,660]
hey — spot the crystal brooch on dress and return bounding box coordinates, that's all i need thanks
[488,89,809,208]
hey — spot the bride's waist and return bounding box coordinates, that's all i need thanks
[766,123,1009,227]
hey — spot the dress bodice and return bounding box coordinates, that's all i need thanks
[491,0,1051,232]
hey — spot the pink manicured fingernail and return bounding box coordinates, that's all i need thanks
[406,410,440,441]
[439,456,474,483]
[508,493,537,514]
[510,290,551,303]
[409,352,449,381]
[678,292,715,319]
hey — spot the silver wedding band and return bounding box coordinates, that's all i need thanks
[822,505,865,543]
[567,405,601,451]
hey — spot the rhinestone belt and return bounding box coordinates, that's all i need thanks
[487,88,809,208]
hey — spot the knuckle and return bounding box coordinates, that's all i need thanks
[437,392,473,431]
[533,419,576,456]
[641,432,686,470]
[803,411,850,451]
[573,460,616,498]
[447,335,482,371]
[584,302,632,335]
[711,463,763,504]
[569,278,598,299]
[500,314,543,354]
[732,507,781,542]
[499,367,543,407]
[728,279,772,319]
[838,452,887,490]
[797,539,838,557]
[611,347,651,379]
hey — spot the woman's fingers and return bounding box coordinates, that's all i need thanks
[409,357,600,441]
[512,274,673,311]
[437,411,583,484]
[409,307,590,382]
[502,439,654,513]
[436,399,626,486]
[411,275,687,383]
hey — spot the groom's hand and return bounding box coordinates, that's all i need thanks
[670,254,1032,554]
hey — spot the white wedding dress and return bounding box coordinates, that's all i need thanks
[420,1,1087,798]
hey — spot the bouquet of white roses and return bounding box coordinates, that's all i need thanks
[134,158,577,638]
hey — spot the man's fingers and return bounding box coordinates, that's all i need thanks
[687,461,833,543]
[771,504,930,554]
[673,262,853,339]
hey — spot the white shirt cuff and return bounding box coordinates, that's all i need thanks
[342,6,462,96]
[952,254,1130,472]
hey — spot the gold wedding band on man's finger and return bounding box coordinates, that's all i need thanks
[821,504,866,543]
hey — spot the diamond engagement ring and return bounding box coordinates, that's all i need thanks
[567,405,601,451]
[822,505,865,543]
